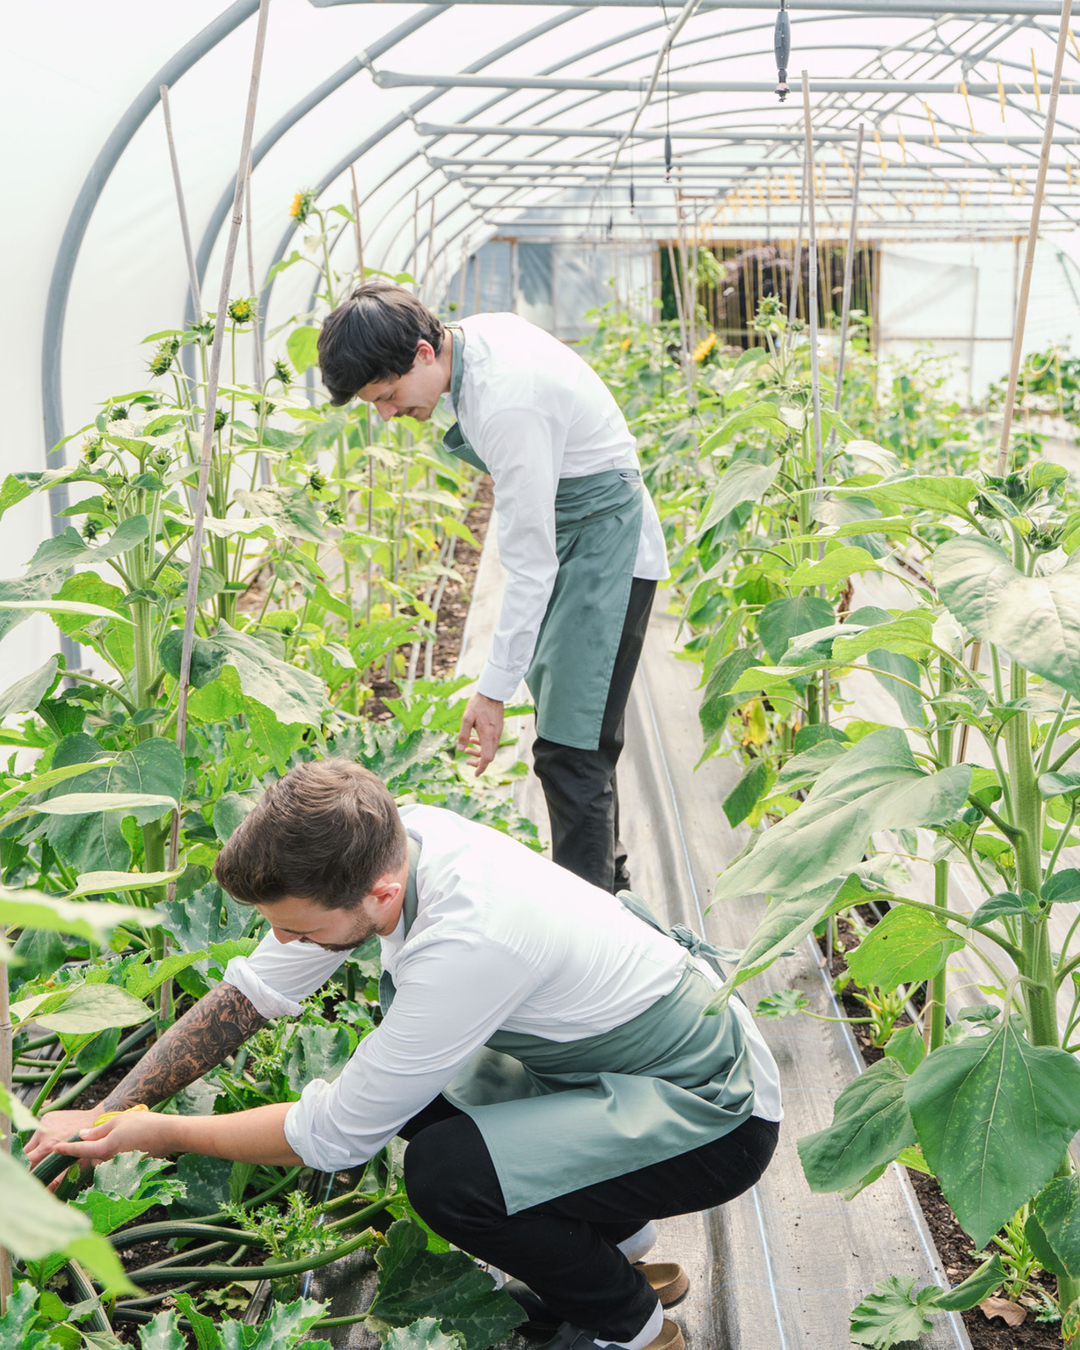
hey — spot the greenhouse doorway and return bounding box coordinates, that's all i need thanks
[659,239,880,350]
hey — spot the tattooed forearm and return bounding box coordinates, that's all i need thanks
[96,982,267,1113]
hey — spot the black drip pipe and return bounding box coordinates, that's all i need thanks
[775,0,790,102]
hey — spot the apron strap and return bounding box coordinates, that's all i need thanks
[616,890,741,981]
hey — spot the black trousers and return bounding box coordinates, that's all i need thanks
[401,1096,779,1344]
[532,578,657,894]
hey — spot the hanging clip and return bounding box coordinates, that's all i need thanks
[774,0,790,103]
[664,132,673,180]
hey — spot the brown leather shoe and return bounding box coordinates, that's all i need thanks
[639,1263,689,1307]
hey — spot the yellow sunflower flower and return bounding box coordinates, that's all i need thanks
[693,332,717,363]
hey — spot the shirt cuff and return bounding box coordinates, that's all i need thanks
[222,956,303,1020]
[284,1080,362,1172]
[477,660,524,703]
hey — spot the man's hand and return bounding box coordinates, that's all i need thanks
[26,1109,100,1169]
[52,1112,177,1166]
[457,693,505,775]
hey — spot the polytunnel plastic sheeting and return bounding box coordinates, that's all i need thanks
[7,0,1080,682]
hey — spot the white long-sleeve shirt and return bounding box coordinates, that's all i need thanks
[222,805,781,1173]
[454,314,669,704]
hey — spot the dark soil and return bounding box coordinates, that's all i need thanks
[362,475,493,719]
[817,916,1063,1347]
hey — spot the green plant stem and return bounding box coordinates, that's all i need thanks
[31,1047,75,1115]
[929,862,949,1051]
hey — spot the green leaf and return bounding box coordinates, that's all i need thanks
[969,891,1029,927]
[206,621,327,726]
[709,867,875,1008]
[3,790,177,827]
[831,612,934,664]
[136,1312,185,1350]
[172,1296,220,1350]
[76,1154,182,1235]
[0,1149,135,1296]
[711,729,971,904]
[0,598,132,622]
[1039,770,1080,799]
[0,887,162,947]
[212,790,260,843]
[694,459,779,537]
[0,1080,40,1131]
[158,630,228,690]
[722,759,771,827]
[0,1282,66,1350]
[934,536,1080,700]
[753,988,808,1018]
[1044,869,1080,904]
[838,472,979,518]
[757,595,835,663]
[284,1024,354,1094]
[884,1024,926,1076]
[40,738,184,876]
[847,905,964,991]
[366,1220,524,1350]
[233,485,326,545]
[788,545,883,589]
[286,325,321,375]
[35,982,151,1035]
[0,655,59,718]
[385,1320,465,1350]
[67,868,182,897]
[798,1058,916,1194]
[849,1274,939,1346]
[905,1017,1080,1247]
[699,649,761,738]
[223,1297,329,1350]
[1024,1175,1080,1280]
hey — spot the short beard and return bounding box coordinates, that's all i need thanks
[298,914,379,952]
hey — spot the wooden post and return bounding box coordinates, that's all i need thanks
[349,165,365,282]
[996,0,1073,476]
[834,124,865,417]
[171,0,273,875]
[786,158,808,349]
[160,84,203,321]
[803,70,828,725]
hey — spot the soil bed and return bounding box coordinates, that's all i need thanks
[818,918,1061,1347]
[363,475,493,719]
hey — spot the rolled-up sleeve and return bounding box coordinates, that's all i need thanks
[222,930,347,1019]
[283,936,539,1171]
[475,408,568,703]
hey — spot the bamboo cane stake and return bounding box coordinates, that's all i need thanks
[0,933,11,1313]
[245,157,266,394]
[803,71,829,726]
[833,124,865,417]
[171,0,272,877]
[160,84,203,322]
[786,158,808,349]
[349,166,365,284]
[997,0,1073,477]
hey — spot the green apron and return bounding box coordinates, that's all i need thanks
[379,838,756,1215]
[441,326,645,751]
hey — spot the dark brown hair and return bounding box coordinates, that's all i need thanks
[317,279,445,405]
[214,760,407,909]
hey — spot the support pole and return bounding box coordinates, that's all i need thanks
[786,157,808,349]
[349,165,365,282]
[245,156,266,393]
[834,123,865,416]
[160,84,203,321]
[171,0,272,875]
[803,70,828,725]
[996,0,1073,477]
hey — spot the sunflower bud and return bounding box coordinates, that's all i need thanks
[227,297,256,325]
[108,405,128,422]
[324,504,344,526]
[272,359,292,388]
[148,338,180,377]
[308,470,327,491]
[214,409,228,432]
[83,519,101,541]
[83,437,104,465]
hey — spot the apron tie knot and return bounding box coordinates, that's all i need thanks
[669,924,742,967]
